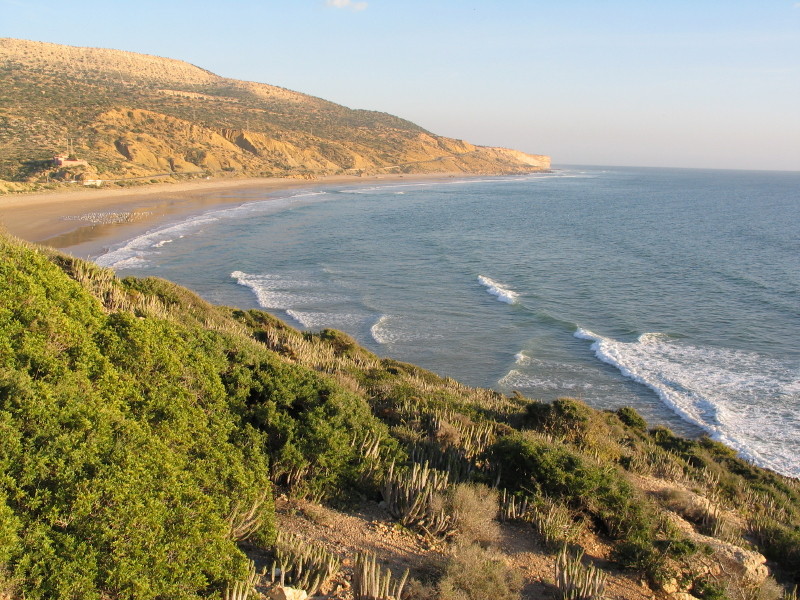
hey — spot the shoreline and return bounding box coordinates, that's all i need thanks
[0,173,466,257]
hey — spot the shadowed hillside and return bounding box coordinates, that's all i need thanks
[0,38,549,188]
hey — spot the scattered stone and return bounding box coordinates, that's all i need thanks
[661,578,680,594]
[268,586,308,600]
[671,593,701,600]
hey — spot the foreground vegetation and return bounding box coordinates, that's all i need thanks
[0,233,798,599]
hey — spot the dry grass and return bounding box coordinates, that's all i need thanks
[437,542,522,600]
[447,484,500,548]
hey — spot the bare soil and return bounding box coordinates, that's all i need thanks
[250,497,668,599]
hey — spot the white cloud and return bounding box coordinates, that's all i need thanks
[326,0,368,11]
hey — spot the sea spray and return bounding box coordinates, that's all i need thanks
[230,271,342,310]
[95,214,220,268]
[231,271,289,309]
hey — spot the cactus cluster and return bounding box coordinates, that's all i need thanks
[498,489,530,522]
[425,410,496,460]
[272,462,312,492]
[699,504,743,545]
[743,488,792,523]
[224,561,260,600]
[353,430,384,461]
[352,552,409,600]
[410,441,473,484]
[626,441,690,482]
[269,532,341,596]
[382,461,454,536]
[498,490,583,550]
[554,546,606,600]
[227,490,270,541]
[532,497,583,550]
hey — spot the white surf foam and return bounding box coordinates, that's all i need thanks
[478,275,519,304]
[286,310,368,330]
[230,271,342,310]
[93,190,329,269]
[574,327,800,478]
[369,314,443,345]
[370,315,392,344]
[499,369,588,391]
[95,214,220,268]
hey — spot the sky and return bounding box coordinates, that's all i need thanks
[2,0,799,171]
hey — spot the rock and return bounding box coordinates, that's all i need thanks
[268,586,308,600]
[689,536,769,585]
[672,593,701,600]
[661,578,681,594]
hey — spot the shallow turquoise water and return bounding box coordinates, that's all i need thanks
[94,166,800,478]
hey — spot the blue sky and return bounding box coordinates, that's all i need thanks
[2,1,799,170]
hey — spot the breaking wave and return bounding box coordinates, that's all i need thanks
[478,275,519,304]
[574,327,800,478]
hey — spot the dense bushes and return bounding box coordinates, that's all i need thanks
[0,240,273,598]
[222,347,398,499]
[0,236,394,598]
[490,431,651,532]
[489,432,665,573]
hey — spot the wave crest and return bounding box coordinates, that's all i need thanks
[478,275,519,304]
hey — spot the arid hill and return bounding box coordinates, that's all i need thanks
[0,38,549,186]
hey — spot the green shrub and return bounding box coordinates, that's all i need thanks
[0,238,274,598]
[692,577,729,600]
[523,398,625,462]
[525,398,592,442]
[490,432,670,579]
[490,433,655,538]
[0,491,20,567]
[223,348,395,499]
[616,406,648,431]
[613,539,673,586]
[749,516,800,582]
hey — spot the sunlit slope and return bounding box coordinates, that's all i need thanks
[0,38,550,183]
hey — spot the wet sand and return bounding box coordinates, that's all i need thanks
[0,173,459,258]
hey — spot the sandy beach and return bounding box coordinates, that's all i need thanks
[0,173,459,257]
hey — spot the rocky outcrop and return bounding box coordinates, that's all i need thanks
[636,475,770,596]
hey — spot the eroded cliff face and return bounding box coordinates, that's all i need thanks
[74,108,550,179]
[0,38,550,181]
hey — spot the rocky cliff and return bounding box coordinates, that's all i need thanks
[0,38,550,185]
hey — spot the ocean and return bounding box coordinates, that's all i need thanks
[89,166,800,479]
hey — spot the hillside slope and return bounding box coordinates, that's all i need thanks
[1,234,798,600]
[0,38,550,186]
